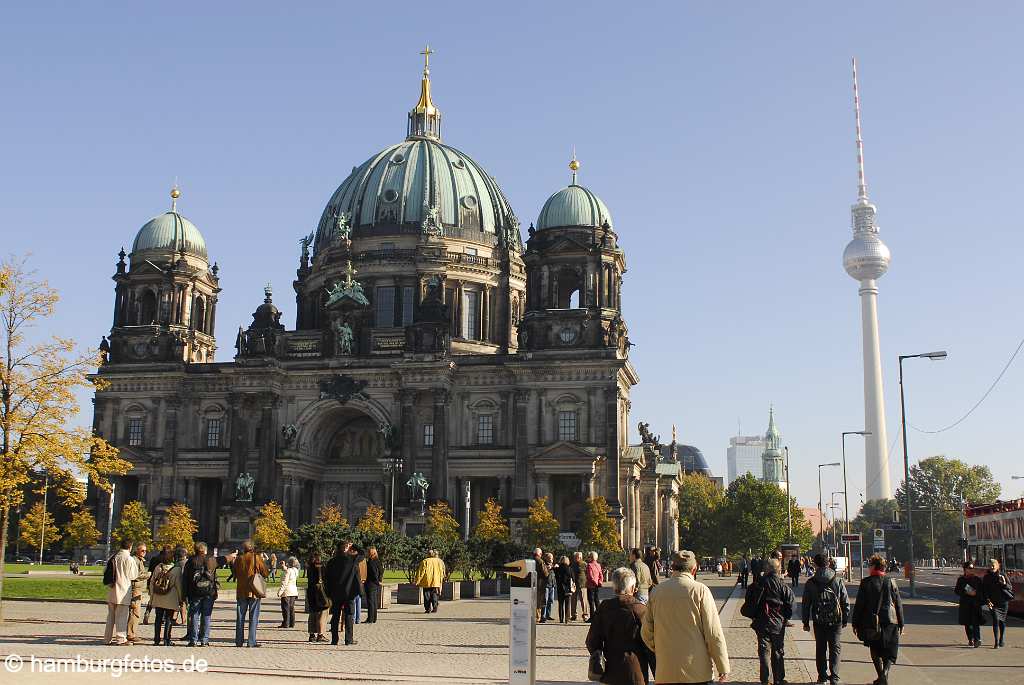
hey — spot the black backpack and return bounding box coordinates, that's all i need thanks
[812,577,843,626]
[102,553,117,587]
[191,566,217,598]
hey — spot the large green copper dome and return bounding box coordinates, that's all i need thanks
[131,211,207,260]
[536,183,612,231]
[313,138,519,255]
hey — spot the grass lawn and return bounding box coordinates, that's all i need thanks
[3,563,91,574]
[1,565,480,601]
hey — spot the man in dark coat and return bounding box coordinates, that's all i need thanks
[954,561,984,647]
[852,555,904,685]
[787,556,802,589]
[182,542,236,647]
[745,557,795,685]
[750,556,764,585]
[740,555,750,589]
[323,540,364,645]
[802,553,850,684]
[586,567,652,685]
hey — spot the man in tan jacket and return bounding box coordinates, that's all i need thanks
[642,550,730,684]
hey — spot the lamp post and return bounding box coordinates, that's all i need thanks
[841,431,870,575]
[380,455,403,528]
[831,492,846,552]
[818,462,840,551]
[785,446,791,539]
[898,350,947,598]
[38,469,50,566]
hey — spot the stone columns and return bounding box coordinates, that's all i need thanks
[482,286,491,342]
[257,393,277,503]
[399,389,417,484]
[604,385,621,517]
[429,388,449,502]
[512,389,531,510]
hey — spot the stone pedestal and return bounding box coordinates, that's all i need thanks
[397,584,422,605]
[440,581,460,601]
[459,580,480,598]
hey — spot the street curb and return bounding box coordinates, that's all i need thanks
[719,579,743,623]
[1,597,107,605]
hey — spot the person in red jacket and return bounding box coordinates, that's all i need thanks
[585,551,603,622]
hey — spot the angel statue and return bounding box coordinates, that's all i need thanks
[333,211,351,241]
[298,232,313,265]
[406,472,430,502]
[234,472,255,502]
[333,319,354,355]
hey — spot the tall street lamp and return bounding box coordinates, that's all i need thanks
[898,350,947,598]
[818,463,840,551]
[842,431,871,573]
[785,446,792,539]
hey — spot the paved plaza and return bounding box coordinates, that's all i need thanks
[0,574,1019,684]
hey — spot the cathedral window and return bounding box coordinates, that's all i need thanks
[375,286,396,327]
[402,286,414,326]
[423,423,434,447]
[477,414,493,445]
[462,290,479,339]
[127,418,144,447]
[206,418,222,447]
[558,410,578,442]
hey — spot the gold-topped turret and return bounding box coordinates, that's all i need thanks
[569,149,580,185]
[170,184,181,211]
[408,45,442,140]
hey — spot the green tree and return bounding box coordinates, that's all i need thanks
[63,508,101,551]
[894,456,1001,560]
[676,473,724,556]
[717,474,812,556]
[156,502,197,549]
[113,500,151,547]
[253,501,291,551]
[473,498,510,542]
[578,496,620,551]
[18,501,60,552]
[525,497,559,550]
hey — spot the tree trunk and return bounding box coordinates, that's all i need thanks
[0,505,9,622]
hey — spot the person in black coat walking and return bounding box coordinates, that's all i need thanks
[852,555,904,685]
[801,554,850,684]
[954,561,984,647]
[743,557,795,685]
[553,556,575,624]
[364,546,384,624]
[981,558,1013,648]
[323,540,364,645]
[305,553,330,643]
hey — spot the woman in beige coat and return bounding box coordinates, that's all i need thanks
[148,548,185,646]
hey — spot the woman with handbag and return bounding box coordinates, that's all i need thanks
[981,558,1013,648]
[954,561,984,647]
[306,553,330,643]
[852,554,904,685]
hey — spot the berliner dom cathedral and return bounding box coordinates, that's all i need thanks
[88,50,695,551]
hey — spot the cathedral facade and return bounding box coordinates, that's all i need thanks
[88,56,689,552]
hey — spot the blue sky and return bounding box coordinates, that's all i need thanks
[3,2,1022,510]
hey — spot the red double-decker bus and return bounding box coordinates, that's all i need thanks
[966,497,1024,614]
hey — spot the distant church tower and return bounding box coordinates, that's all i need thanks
[841,59,892,501]
[760,407,787,490]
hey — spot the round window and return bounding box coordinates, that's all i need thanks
[460,195,478,209]
[382,189,399,203]
[452,158,466,169]
[559,327,578,344]
[390,152,406,164]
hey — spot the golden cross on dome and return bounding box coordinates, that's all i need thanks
[420,45,434,74]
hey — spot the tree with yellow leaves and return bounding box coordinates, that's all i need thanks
[355,504,390,535]
[315,503,348,528]
[525,497,560,550]
[473,498,510,542]
[63,508,101,551]
[113,500,152,547]
[0,257,130,620]
[156,502,198,549]
[426,500,460,547]
[578,496,621,552]
[18,501,61,553]
[254,501,291,551]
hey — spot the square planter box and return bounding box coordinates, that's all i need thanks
[459,580,480,598]
[499,575,510,594]
[397,583,422,605]
[479,578,501,596]
[440,581,460,601]
[378,585,391,610]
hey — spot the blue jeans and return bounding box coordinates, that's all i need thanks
[235,598,261,647]
[544,585,556,620]
[353,593,362,624]
[188,597,214,644]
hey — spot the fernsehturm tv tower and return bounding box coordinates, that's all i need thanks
[842,58,893,501]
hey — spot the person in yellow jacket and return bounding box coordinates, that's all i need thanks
[414,549,446,614]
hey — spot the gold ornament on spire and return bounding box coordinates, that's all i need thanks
[414,44,438,114]
[569,147,580,185]
[170,184,181,211]
[408,44,442,140]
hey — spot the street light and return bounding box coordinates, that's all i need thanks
[898,349,948,598]
[379,456,403,528]
[818,463,841,551]
[784,446,791,539]
[842,431,870,578]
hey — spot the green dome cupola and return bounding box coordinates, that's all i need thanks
[536,158,613,231]
[131,187,208,261]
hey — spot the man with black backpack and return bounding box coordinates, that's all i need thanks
[802,554,850,684]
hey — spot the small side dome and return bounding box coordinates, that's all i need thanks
[536,184,613,231]
[131,211,208,261]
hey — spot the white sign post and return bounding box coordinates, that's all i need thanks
[507,559,537,685]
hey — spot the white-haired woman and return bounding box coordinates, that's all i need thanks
[278,556,300,628]
[585,567,651,685]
